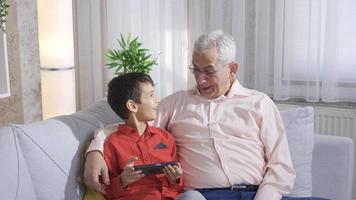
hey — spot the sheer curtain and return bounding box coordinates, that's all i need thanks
[273,0,356,102]
[189,0,356,102]
[187,0,246,87]
[75,0,356,108]
[74,0,188,109]
[188,0,275,91]
[105,0,188,98]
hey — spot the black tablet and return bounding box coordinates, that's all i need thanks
[133,161,178,175]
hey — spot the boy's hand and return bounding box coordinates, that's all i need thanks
[120,157,144,188]
[163,162,183,184]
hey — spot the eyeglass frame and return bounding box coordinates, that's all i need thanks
[188,62,233,76]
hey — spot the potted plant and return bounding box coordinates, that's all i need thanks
[106,33,158,75]
[0,0,9,32]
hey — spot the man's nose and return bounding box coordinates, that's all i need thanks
[195,72,208,83]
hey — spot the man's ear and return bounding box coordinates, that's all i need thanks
[229,62,238,77]
[126,100,137,112]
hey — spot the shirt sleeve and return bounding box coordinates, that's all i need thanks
[104,139,127,198]
[254,96,295,200]
[86,123,118,156]
[153,95,173,129]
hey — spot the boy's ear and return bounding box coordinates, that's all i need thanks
[126,100,137,112]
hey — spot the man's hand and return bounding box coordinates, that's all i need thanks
[163,162,183,184]
[84,151,110,194]
[120,157,145,188]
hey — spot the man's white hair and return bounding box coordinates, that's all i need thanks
[193,30,236,64]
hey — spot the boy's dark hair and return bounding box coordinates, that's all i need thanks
[107,72,154,119]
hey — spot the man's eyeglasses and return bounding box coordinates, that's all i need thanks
[188,63,231,76]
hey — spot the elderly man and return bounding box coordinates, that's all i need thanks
[84,30,326,200]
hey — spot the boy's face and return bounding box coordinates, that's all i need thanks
[135,82,159,122]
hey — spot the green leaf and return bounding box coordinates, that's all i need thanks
[130,37,139,47]
[119,34,128,50]
[138,48,149,52]
[106,49,116,59]
[143,54,152,61]
[115,66,122,73]
[106,62,119,69]
[127,33,131,45]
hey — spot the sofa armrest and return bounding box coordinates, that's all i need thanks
[312,134,354,200]
[0,125,37,200]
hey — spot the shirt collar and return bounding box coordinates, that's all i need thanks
[226,80,250,97]
[189,79,249,99]
[117,123,158,137]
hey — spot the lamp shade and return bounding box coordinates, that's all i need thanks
[38,0,76,119]
[38,0,74,68]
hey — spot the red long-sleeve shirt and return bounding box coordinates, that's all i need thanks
[104,124,183,200]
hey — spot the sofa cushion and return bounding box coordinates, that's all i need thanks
[280,106,314,197]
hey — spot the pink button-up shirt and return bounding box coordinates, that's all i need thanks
[88,80,295,200]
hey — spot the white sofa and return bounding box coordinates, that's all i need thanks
[0,100,354,200]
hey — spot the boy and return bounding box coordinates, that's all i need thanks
[104,72,183,200]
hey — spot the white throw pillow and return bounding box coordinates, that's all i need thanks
[280,106,314,197]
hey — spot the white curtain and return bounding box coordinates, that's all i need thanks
[187,0,246,87]
[74,0,188,109]
[189,0,356,102]
[273,0,356,102]
[105,0,188,98]
[75,0,356,108]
